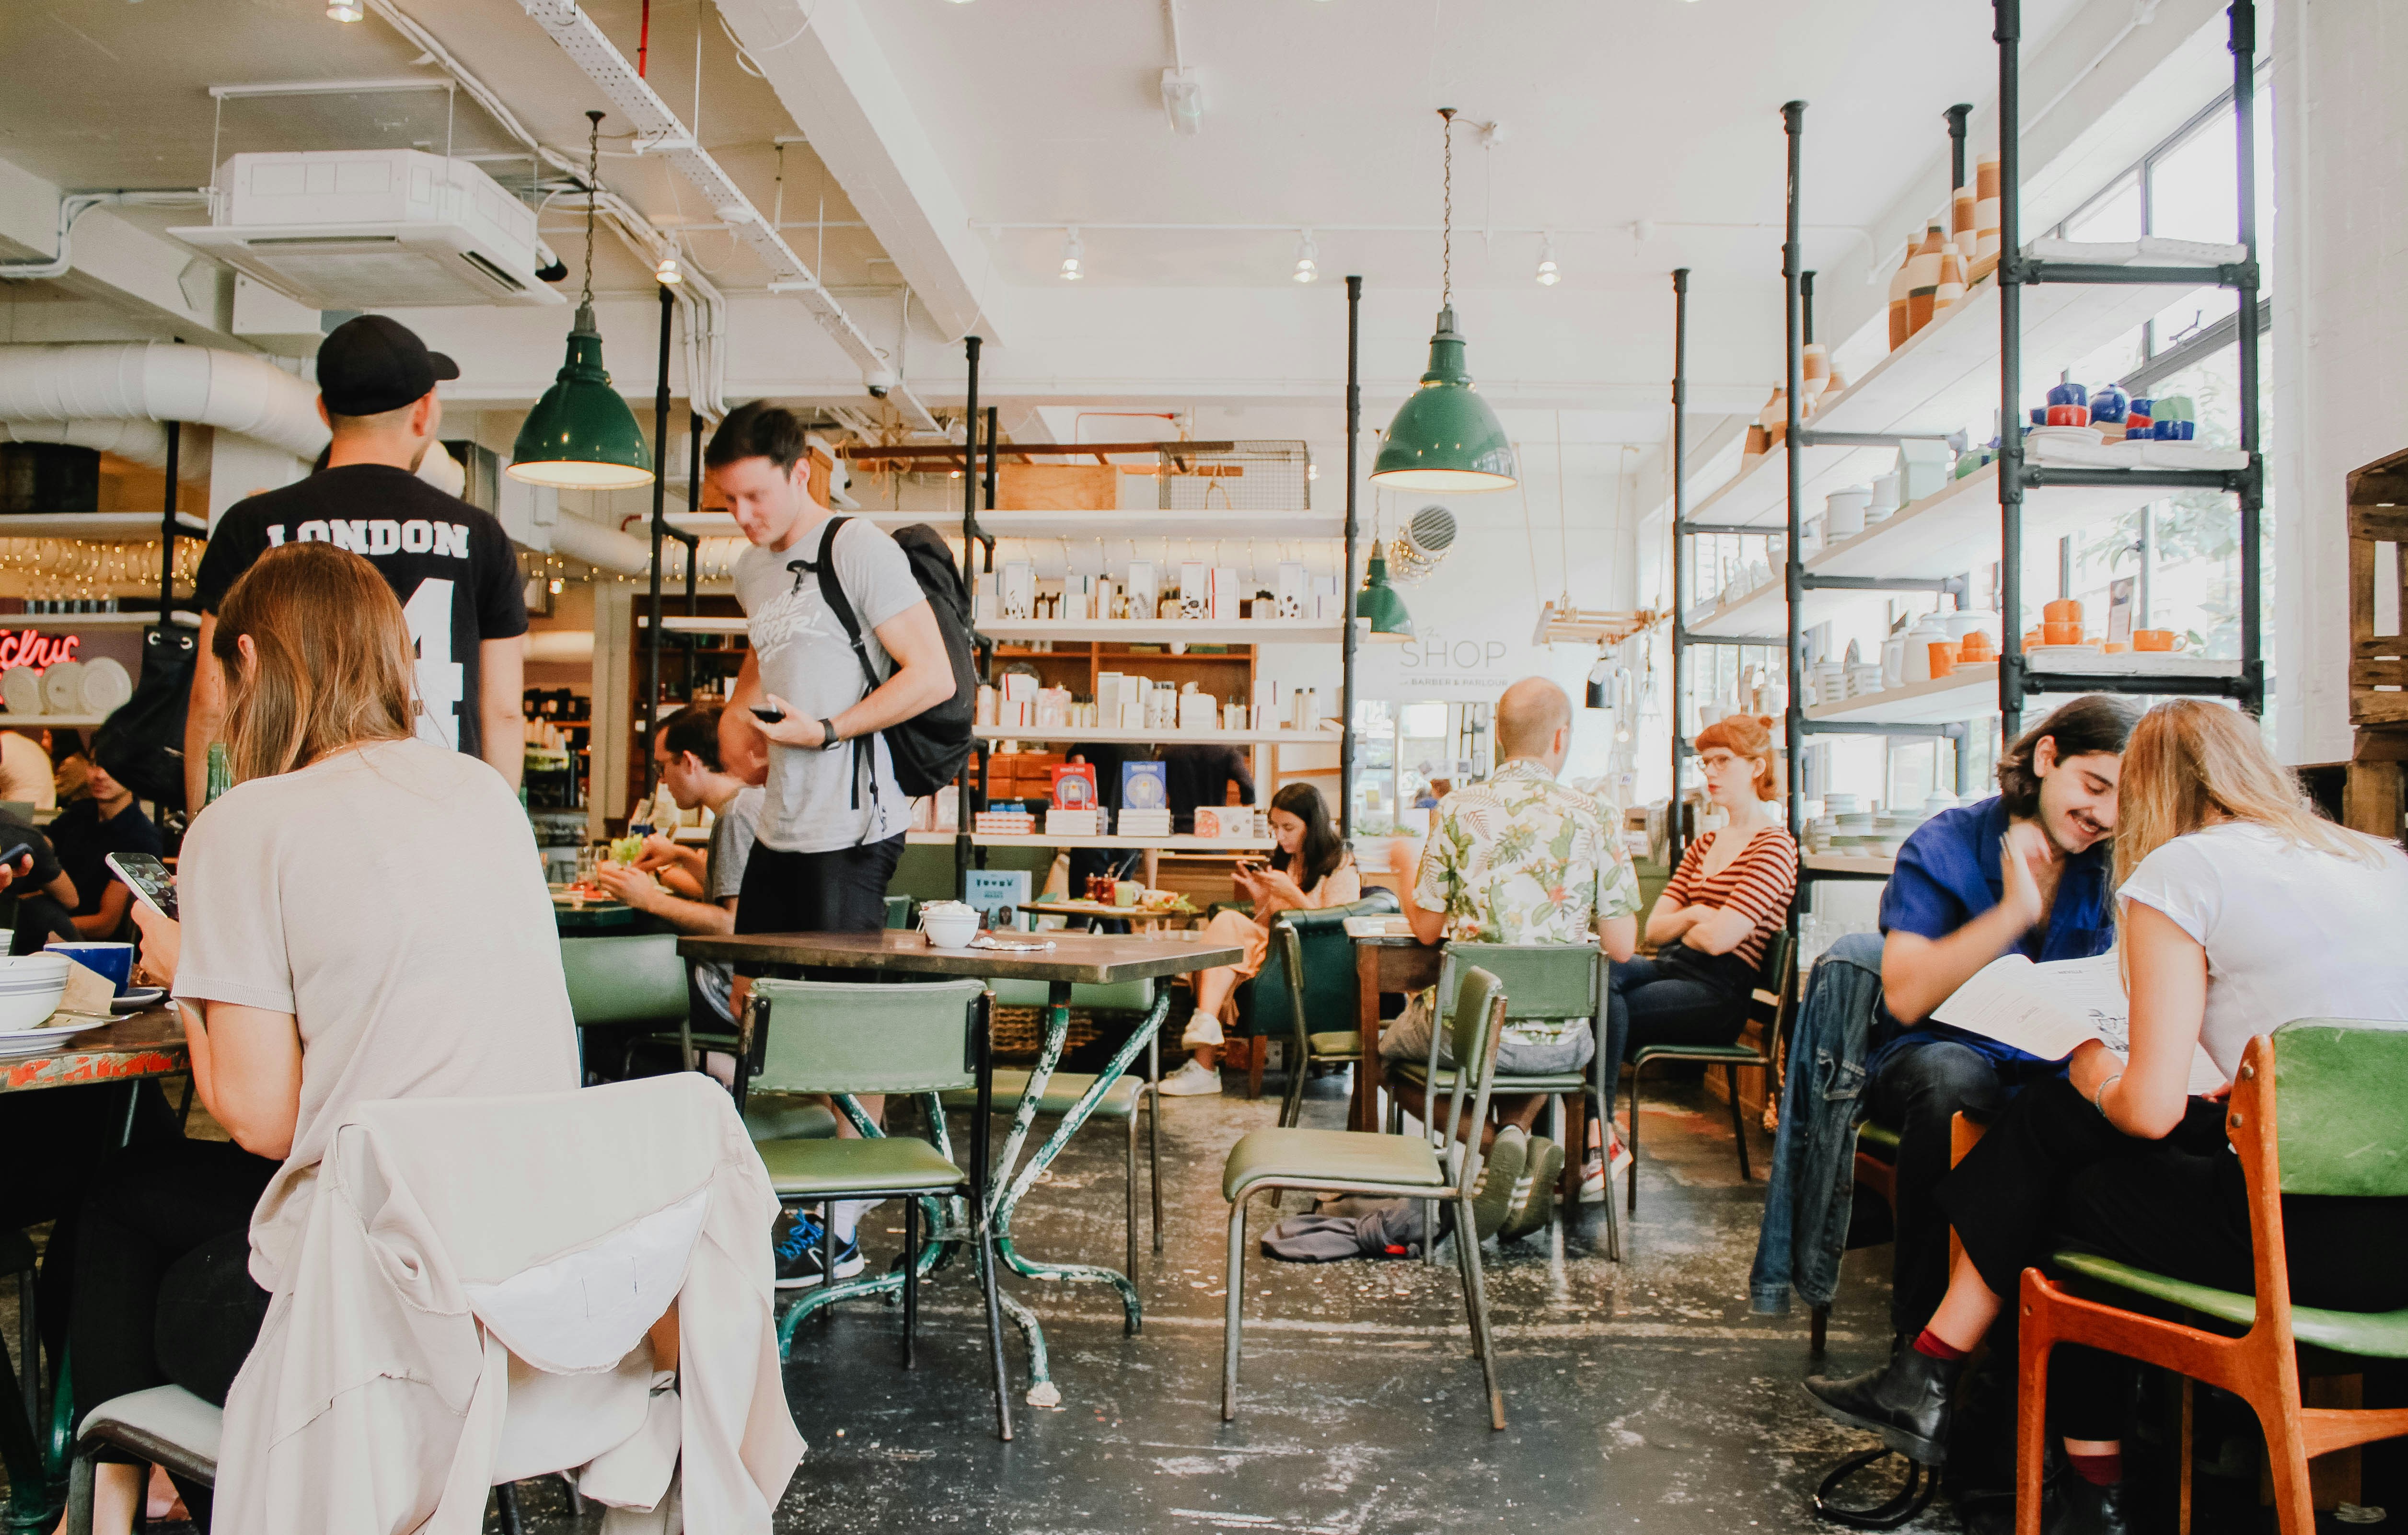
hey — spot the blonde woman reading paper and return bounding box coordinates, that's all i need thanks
[1159,783,1358,1096]
[1803,701,2408,1534]
[63,544,578,1535]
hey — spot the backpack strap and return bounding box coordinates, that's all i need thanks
[797,517,878,818]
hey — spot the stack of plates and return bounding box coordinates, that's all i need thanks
[0,657,133,720]
[0,952,80,1052]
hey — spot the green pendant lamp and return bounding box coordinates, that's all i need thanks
[1371,109,1518,494]
[1358,539,1414,642]
[509,112,655,492]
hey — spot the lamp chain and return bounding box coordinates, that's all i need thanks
[581,110,603,308]
[1438,107,1455,308]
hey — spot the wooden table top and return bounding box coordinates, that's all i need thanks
[0,1008,187,1094]
[681,928,1245,984]
[1343,915,1426,946]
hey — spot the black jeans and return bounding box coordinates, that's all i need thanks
[70,1139,278,1441]
[1938,1074,2408,1442]
[1604,943,1753,1114]
[732,834,905,976]
[1865,1037,2057,1339]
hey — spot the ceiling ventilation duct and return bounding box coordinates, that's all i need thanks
[1387,503,1458,585]
[170,150,563,310]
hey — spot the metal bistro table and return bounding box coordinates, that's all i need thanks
[0,1010,191,1533]
[1346,915,1443,1134]
[680,929,1240,1406]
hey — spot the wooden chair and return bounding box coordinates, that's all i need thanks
[2016,1022,2408,1535]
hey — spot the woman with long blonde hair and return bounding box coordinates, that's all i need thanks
[60,543,576,1535]
[1805,701,2408,1532]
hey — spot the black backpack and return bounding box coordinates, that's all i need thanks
[92,623,198,813]
[808,516,978,801]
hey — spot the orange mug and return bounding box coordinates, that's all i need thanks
[2133,628,2188,652]
[1957,629,1996,661]
[2042,622,2082,646]
[1926,641,1958,679]
[2023,627,2045,650]
[2101,641,2130,654]
[2044,599,2083,624]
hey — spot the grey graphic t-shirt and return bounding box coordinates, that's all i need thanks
[731,518,926,853]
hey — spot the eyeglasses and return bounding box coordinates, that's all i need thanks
[1697,751,1743,772]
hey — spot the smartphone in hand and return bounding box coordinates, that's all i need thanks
[107,853,177,921]
[750,706,787,724]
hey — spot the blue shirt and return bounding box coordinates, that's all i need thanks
[1868,796,2115,1072]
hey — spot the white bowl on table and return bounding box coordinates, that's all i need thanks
[0,953,72,1032]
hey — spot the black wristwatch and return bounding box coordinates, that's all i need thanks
[816,718,845,752]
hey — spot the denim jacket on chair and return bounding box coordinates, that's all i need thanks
[1747,931,1885,1315]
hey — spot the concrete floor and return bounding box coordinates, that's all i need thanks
[4,1071,1948,1535]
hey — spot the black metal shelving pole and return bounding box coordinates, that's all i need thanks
[160,420,179,623]
[641,280,672,797]
[1781,101,1806,841]
[1668,267,1689,872]
[1340,275,1362,843]
[1946,104,1972,192]
[1996,0,2026,739]
[955,336,982,900]
[2231,0,2263,714]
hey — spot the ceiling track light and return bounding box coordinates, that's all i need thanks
[1059,228,1084,281]
[1536,233,1559,286]
[1293,231,1319,284]
[654,240,683,287]
[326,0,365,18]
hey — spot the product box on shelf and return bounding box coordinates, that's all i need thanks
[964,869,1030,922]
[1126,562,1158,621]
[974,808,1036,836]
[1210,566,1242,621]
[1117,809,1172,838]
[1178,689,1216,732]
[1049,762,1098,810]
[999,561,1035,621]
[1277,562,1308,620]
[1044,808,1101,838]
[1311,575,1342,621]
[1121,760,1168,811]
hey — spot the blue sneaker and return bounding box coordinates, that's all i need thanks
[774,1210,865,1289]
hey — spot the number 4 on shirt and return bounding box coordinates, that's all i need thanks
[401,578,463,750]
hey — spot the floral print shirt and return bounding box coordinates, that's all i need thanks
[1411,760,1641,1040]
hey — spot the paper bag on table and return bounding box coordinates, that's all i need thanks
[50,959,120,1023]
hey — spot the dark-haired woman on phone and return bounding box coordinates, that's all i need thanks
[1158,782,1359,1096]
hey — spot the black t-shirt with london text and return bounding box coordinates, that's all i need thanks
[194,465,528,761]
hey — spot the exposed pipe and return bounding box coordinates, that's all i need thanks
[0,419,210,475]
[546,513,653,575]
[0,192,208,282]
[0,343,326,460]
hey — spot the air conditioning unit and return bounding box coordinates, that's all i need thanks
[170,150,563,309]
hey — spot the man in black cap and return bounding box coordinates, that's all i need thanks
[184,315,529,808]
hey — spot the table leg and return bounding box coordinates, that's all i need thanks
[1354,946,1384,1133]
[0,1333,51,1534]
[988,988,1166,1341]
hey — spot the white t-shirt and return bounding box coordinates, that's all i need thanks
[174,736,579,1289]
[732,517,927,854]
[2118,821,2408,1082]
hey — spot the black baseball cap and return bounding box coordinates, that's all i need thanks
[316,315,460,417]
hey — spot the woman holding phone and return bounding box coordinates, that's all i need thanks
[59,543,578,1535]
[1158,782,1359,1096]
[1803,701,2408,1529]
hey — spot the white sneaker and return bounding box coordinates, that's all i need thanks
[1155,1058,1225,1096]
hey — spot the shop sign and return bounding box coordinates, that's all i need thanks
[0,631,80,670]
[1374,627,1519,697]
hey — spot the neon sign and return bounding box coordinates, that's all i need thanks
[0,632,81,670]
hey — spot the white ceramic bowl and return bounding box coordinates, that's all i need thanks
[0,953,72,1031]
[922,911,979,948]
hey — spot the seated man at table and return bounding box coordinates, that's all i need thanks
[1865,693,2135,1347]
[1382,677,1640,1242]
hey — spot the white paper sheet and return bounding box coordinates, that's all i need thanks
[1933,951,2226,1095]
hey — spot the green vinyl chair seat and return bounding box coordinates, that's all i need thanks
[1224,1126,1445,1202]
[1387,1061,1586,1095]
[1857,1120,1902,1158]
[1631,1041,1766,1065]
[742,1095,840,1143]
[1308,1031,1364,1061]
[2052,1251,2408,1360]
[941,1070,1142,1120]
[754,1134,970,1198]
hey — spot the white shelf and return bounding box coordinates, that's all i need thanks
[1805,854,1896,877]
[0,713,115,728]
[982,619,1341,646]
[1691,264,2217,532]
[1682,461,2229,641]
[664,510,1341,541]
[0,611,197,630]
[0,513,208,541]
[905,831,1273,851]
[1806,665,2000,726]
[975,725,1340,746]
[635,616,747,633]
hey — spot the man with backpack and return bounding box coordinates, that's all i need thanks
[710,401,962,934]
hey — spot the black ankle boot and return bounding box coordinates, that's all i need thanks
[1802,1344,1964,1464]
[2049,1473,2130,1535]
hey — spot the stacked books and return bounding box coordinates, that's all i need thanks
[1045,809,1101,837]
[1117,809,1172,838]
[974,808,1036,836]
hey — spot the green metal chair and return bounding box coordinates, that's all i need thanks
[1385,941,1621,1258]
[1262,922,1366,1131]
[2019,1021,2408,1535]
[940,977,1162,1278]
[1625,927,1797,1208]
[1221,965,1510,1429]
[743,976,1015,1439]
[1232,890,1400,1101]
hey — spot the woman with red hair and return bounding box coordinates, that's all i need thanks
[1605,713,1798,1097]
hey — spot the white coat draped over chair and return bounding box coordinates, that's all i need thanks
[213,1073,804,1534]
